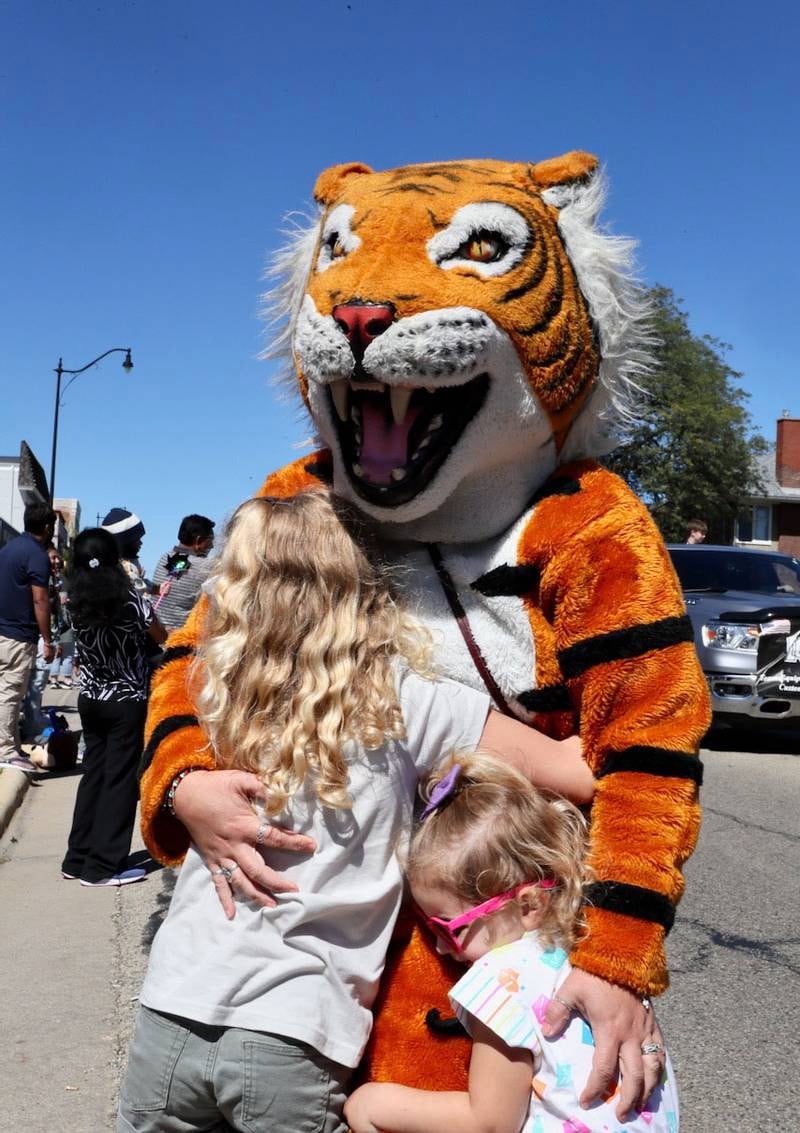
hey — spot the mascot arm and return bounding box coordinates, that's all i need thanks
[528,464,710,996]
[139,596,215,865]
[138,454,330,865]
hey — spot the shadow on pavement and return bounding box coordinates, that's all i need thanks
[703,721,800,756]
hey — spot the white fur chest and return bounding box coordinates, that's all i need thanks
[390,511,536,710]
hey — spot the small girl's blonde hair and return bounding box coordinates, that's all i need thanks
[191,490,431,813]
[407,751,591,951]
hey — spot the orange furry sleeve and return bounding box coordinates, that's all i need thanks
[520,463,711,996]
[138,453,330,865]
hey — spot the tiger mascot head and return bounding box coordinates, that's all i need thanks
[268,152,649,542]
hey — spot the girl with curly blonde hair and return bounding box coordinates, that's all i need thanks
[120,491,593,1133]
[346,751,680,1133]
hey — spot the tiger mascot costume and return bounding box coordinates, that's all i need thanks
[140,151,709,1090]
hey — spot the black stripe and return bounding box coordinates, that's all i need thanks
[584,881,676,933]
[304,460,333,485]
[516,685,573,713]
[471,563,540,598]
[559,615,695,681]
[598,746,703,785]
[392,162,488,178]
[515,241,564,336]
[151,645,195,672]
[425,1008,468,1038]
[529,325,571,369]
[529,475,581,506]
[138,713,200,779]
[377,182,443,196]
[500,237,548,304]
[537,339,585,394]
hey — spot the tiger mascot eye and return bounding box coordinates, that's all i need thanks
[140,152,709,1091]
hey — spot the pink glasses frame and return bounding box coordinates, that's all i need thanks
[419,878,556,954]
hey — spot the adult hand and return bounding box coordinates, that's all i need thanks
[541,968,665,1121]
[172,769,316,920]
[42,641,55,664]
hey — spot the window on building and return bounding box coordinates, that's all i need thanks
[735,505,772,544]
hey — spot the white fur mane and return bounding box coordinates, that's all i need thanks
[543,170,653,458]
[260,169,652,457]
[260,210,321,390]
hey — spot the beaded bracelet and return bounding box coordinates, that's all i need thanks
[164,767,204,817]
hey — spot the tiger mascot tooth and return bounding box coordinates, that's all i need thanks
[140,152,710,1090]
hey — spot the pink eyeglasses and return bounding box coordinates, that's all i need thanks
[417,879,556,954]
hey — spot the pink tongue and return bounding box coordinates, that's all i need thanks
[359,400,421,484]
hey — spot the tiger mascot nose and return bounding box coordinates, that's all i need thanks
[332,302,395,363]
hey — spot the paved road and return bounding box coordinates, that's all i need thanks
[657,724,800,1128]
[0,702,798,1131]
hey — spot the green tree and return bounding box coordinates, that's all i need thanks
[605,285,768,543]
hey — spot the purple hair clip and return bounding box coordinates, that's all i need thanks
[421,764,463,821]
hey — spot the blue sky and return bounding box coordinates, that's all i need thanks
[2,0,798,573]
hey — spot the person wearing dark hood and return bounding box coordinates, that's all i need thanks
[101,508,152,596]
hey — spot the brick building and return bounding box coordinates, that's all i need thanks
[735,417,800,556]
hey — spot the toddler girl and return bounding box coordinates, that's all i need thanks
[345,751,679,1133]
[119,491,593,1133]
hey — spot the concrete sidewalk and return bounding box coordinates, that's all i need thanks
[0,687,167,1132]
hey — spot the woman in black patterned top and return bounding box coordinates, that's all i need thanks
[61,529,166,887]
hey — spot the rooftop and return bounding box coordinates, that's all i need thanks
[750,451,800,502]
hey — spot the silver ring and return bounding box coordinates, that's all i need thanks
[221,864,239,883]
[256,820,270,846]
[642,996,652,1012]
[641,1042,664,1056]
[210,867,226,877]
[552,995,575,1013]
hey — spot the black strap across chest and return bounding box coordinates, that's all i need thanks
[426,543,516,719]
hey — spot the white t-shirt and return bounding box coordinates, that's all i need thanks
[140,669,490,1068]
[450,935,680,1133]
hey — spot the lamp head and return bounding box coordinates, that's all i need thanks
[122,349,133,373]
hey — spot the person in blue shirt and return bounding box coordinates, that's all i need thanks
[0,503,56,774]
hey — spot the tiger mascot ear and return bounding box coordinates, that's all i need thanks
[313,162,374,205]
[528,150,598,188]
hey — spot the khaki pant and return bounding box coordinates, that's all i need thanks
[118,1006,352,1133]
[0,635,36,761]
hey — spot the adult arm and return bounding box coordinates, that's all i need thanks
[345,1018,532,1133]
[31,585,55,663]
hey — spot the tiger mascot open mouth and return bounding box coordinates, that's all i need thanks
[276,152,643,537]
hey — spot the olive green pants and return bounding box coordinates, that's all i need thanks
[118,1005,352,1133]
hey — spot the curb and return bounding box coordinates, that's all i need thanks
[0,765,33,839]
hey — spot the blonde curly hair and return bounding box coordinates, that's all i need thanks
[191,490,432,813]
[407,751,592,951]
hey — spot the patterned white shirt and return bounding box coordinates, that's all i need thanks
[449,934,680,1133]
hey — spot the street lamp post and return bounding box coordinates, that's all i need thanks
[49,347,133,505]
